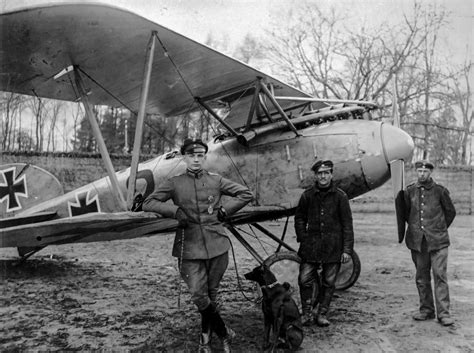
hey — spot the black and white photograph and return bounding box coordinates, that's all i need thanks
[1,0,472,351]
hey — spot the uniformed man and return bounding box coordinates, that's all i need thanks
[143,138,253,352]
[294,159,354,327]
[402,160,456,326]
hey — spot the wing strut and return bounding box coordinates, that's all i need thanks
[73,67,127,210]
[196,98,239,137]
[259,80,299,137]
[245,81,261,131]
[126,31,157,210]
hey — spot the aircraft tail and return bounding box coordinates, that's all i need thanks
[1,163,64,218]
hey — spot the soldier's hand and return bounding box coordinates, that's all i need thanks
[217,206,228,222]
[175,208,189,228]
[341,253,351,263]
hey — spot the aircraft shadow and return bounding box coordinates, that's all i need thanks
[0,256,95,280]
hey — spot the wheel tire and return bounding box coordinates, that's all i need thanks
[263,250,361,292]
[335,250,361,291]
[263,251,303,309]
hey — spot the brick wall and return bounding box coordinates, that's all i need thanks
[1,152,148,194]
[2,153,472,214]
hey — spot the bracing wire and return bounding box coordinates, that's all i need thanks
[153,31,253,188]
[74,67,177,147]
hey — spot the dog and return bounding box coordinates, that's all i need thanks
[245,264,303,351]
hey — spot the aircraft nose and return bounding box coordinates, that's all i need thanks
[381,123,414,163]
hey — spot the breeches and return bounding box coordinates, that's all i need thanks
[298,261,341,313]
[410,238,450,318]
[179,252,229,311]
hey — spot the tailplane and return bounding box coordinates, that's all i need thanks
[1,163,64,218]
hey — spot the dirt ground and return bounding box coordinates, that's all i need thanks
[1,212,473,352]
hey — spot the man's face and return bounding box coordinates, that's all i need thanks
[416,167,432,183]
[316,169,333,187]
[184,148,207,171]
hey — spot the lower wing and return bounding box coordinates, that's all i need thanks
[0,206,293,249]
[0,212,176,248]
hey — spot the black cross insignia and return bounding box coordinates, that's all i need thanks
[68,191,100,217]
[0,167,27,212]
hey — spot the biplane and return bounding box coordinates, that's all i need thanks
[0,3,414,291]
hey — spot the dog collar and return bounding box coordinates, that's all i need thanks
[262,281,279,289]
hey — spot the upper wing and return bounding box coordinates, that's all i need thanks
[0,3,314,129]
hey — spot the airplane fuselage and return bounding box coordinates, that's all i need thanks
[14,120,413,220]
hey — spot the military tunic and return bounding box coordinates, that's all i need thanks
[143,169,254,259]
[403,179,456,252]
[294,183,354,263]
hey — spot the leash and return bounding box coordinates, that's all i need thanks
[228,233,262,304]
[177,227,184,308]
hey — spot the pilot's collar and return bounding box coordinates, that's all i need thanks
[186,168,204,179]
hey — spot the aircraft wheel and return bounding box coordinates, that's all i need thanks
[335,250,361,291]
[262,249,361,294]
[263,251,302,309]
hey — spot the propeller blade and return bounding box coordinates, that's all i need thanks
[391,76,406,243]
[391,159,406,243]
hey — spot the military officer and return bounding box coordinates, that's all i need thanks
[143,138,253,352]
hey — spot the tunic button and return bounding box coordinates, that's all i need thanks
[421,210,424,213]
[421,217,424,221]
[421,226,424,229]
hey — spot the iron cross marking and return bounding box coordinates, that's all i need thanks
[69,191,100,217]
[0,168,27,212]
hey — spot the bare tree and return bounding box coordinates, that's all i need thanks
[447,61,473,164]
[259,2,467,165]
[1,92,26,151]
[46,100,63,152]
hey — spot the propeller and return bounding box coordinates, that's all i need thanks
[391,159,406,243]
[390,77,407,243]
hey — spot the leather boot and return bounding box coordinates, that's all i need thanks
[301,299,314,326]
[222,326,236,353]
[198,309,212,353]
[316,311,330,327]
[198,331,211,353]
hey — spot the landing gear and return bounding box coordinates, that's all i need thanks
[262,250,361,308]
[227,222,362,305]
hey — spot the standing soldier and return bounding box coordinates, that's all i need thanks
[402,160,456,326]
[294,160,354,327]
[143,138,253,352]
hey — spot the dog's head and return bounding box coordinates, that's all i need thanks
[244,264,278,287]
